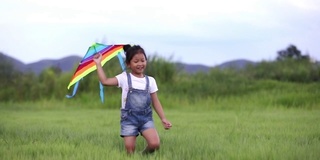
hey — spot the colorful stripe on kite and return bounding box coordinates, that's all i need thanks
[67,44,124,90]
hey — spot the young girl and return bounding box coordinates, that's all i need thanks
[93,44,172,154]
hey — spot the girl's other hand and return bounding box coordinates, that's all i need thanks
[162,119,172,130]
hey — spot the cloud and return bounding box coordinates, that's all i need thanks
[1,0,320,65]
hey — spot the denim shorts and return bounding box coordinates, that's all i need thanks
[120,108,154,137]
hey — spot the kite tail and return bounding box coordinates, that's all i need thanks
[66,81,80,98]
[99,81,104,103]
[117,53,126,71]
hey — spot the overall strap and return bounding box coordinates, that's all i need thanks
[145,75,149,91]
[126,72,149,91]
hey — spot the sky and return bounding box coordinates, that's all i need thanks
[1,0,319,66]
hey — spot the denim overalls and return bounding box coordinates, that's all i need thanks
[120,73,154,137]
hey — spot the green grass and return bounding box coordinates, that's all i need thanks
[1,104,320,160]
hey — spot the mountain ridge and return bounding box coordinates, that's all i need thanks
[1,53,255,74]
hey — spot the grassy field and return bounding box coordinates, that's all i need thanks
[0,103,319,160]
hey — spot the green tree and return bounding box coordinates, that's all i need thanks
[0,53,19,84]
[276,44,310,61]
[0,53,21,101]
[38,66,62,98]
[145,54,176,83]
[15,72,39,101]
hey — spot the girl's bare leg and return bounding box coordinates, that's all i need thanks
[141,128,160,154]
[123,136,137,154]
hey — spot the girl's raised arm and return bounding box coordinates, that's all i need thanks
[93,54,118,86]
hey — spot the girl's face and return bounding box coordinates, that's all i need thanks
[128,53,147,77]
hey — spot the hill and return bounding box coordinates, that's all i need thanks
[25,56,82,74]
[176,62,212,73]
[1,53,82,74]
[0,53,26,71]
[215,59,256,70]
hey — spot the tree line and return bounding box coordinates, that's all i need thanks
[0,44,319,102]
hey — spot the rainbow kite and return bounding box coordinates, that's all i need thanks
[66,43,126,103]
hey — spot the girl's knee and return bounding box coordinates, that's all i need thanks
[143,141,160,154]
[148,141,160,150]
[125,145,135,154]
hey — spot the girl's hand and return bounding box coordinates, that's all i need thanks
[161,119,172,130]
[93,53,102,64]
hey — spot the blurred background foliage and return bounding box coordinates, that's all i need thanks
[0,45,319,109]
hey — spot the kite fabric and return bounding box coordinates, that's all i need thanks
[66,43,126,102]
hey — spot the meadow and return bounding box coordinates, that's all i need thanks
[1,53,320,159]
[1,101,319,160]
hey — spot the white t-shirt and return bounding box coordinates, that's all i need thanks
[115,72,158,109]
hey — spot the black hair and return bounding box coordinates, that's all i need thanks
[123,44,147,64]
